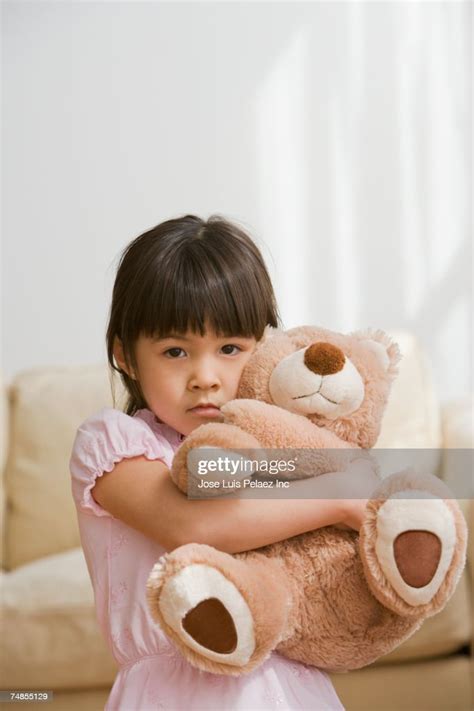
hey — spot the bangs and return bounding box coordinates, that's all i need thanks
[122,240,273,342]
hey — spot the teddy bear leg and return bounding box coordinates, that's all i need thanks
[359,469,468,618]
[146,543,293,675]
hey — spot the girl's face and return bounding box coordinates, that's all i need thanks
[115,322,258,436]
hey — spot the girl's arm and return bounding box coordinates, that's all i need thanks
[91,456,378,553]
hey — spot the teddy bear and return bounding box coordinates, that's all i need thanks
[145,326,468,675]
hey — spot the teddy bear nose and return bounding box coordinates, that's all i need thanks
[304,342,346,376]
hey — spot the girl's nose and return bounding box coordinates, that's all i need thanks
[188,363,220,390]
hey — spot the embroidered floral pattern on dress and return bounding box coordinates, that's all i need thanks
[109,532,129,558]
[288,661,314,678]
[122,626,134,644]
[145,686,168,709]
[110,580,129,606]
[198,668,222,686]
[79,435,99,470]
[110,630,121,648]
[263,688,286,706]
[80,436,95,456]
[154,641,184,669]
[110,625,135,650]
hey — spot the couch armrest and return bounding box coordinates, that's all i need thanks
[439,396,473,568]
[439,397,473,678]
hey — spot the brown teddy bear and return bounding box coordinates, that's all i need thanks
[146,326,467,675]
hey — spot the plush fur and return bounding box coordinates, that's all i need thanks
[146,326,468,675]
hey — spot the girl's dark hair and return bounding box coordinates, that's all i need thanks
[106,214,281,415]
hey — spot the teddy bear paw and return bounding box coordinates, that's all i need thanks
[146,547,256,672]
[359,469,467,618]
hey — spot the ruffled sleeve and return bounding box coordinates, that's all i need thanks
[69,407,175,518]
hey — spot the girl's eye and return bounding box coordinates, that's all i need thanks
[164,347,186,358]
[163,344,242,358]
[221,344,242,355]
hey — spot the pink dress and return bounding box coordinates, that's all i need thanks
[70,407,345,711]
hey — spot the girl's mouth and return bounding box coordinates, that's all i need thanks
[189,405,222,417]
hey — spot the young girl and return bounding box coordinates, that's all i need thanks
[70,214,377,710]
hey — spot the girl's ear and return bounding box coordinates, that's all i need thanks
[113,337,137,379]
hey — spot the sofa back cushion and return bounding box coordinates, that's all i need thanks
[375,330,441,449]
[2,330,440,569]
[374,330,442,481]
[3,366,124,570]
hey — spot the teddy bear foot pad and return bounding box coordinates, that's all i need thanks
[374,494,455,605]
[147,554,257,669]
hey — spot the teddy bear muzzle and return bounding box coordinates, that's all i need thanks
[268,342,365,419]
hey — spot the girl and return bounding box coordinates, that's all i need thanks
[70,214,377,710]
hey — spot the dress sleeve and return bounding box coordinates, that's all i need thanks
[69,407,173,518]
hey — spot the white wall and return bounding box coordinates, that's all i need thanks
[2,1,472,402]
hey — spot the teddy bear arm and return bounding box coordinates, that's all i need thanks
[222,399,348,449]
[170,421,263,495]
[221,399,364,481]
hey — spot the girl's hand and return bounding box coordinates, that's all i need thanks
[334,498,370,532]
[332,457,380,532]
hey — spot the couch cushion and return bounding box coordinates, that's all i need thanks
[331,655,471,711]
[372,564,471,665]
[0,547,118,689]
[4,365,125,570]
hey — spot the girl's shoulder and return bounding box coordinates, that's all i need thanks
[70,406,184,477]
[70,407,165,468]
[75,407,184,447]
[69,407,183,517]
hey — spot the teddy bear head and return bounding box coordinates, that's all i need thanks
[237,325,401,449]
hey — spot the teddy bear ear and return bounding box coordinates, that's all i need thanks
[359,339,391,371]
[351,328,402,374]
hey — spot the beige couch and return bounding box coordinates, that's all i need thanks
[0,331,472,711]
